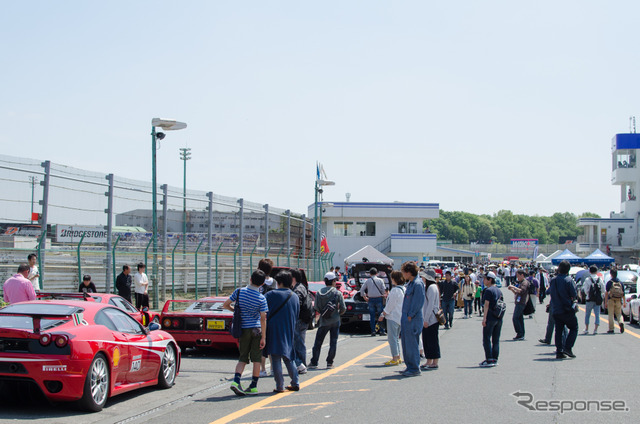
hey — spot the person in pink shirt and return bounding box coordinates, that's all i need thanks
[3,263,37,304]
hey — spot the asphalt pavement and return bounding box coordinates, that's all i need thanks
[1,289,639,424]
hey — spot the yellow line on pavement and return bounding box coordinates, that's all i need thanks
[259,402,334,410]
[209,342,389,424]
[236,420,291,424]
[579,307,640,340]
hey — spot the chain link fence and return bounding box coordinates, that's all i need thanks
[0,154,333,308]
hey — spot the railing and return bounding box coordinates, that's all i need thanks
[375,236,391,254]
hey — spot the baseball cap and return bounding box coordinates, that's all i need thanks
[369,267,378,275]
[324,272,337,281]
[486,271,497,280]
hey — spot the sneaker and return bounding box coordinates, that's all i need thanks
[444,325,450,330]
[297,364,307,374]
[371,333,377,337]
[620,322,625,334]
[401,370,421,377]
[488,360,498,366]
[513,336,525,341]
[538,339,550,345]
[286,385,300,391]
[273,388,285,393]
[385,360,401,366]
[479,360,495,368]
[326,363,335,369]
[244,387,259,395]
[259,371,268,378]
[307,363,318,370]
[230,382,245,396]
[607,330,615,334]
[582,330,589,335]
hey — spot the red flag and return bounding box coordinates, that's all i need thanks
[320,232,330,253]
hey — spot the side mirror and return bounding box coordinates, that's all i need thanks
[148,322,161,331]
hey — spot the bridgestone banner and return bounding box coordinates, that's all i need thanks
[56,225,108,243]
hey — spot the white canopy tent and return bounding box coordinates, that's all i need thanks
[344,245,394,266]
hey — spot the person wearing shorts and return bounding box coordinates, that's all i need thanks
[224,270,269,396]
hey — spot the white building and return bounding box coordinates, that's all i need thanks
[308,202,439,265]
[578,133,640,263]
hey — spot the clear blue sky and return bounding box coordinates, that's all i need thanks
[1,1,637,218]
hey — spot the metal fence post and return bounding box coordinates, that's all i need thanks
[144,238,153,271]
[301,214,306,269]
[171,237,180,302]
[38,160,50,287]
[77,233,86,287]
[264,204,269,253]
[194,238,204,299]
[215,241,223,296]
[112,235,121,292]
[286,209,291,267]
[161,184,168,302]
[249,242,257,272]
[105,173,114,293]
[238,198,244,285]
[233,243,241,290]
[207,192,213,297]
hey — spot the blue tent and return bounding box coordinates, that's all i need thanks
[582,249,615,265]
[551,249,583,265]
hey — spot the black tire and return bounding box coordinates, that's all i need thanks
[158,343,177,389]
[78,353,109,412]
[630,310,637,325]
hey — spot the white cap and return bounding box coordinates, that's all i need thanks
[324,272,337,281]
[486,271,498,280]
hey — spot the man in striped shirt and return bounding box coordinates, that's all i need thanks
[224,270,269,396]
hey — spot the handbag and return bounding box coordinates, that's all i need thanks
[434,308,446,326]
[230,289,243,339]
[372,277,387,306]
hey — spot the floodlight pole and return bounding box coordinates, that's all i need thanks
[151,126,159,309]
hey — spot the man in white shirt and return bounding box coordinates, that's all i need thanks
[133,262,149,310]
[27,253,40,292]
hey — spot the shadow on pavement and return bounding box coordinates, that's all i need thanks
[197,391,273,403]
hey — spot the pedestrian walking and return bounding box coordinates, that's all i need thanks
[116,265,133,303]
[508,270,530,340]
[461,275,475,318]
[258,258,275,376]
[308,272,346,370]
[538,296,567,346]
[223,270,269,396]
[604,268,625,334]
[439,270,458,329]
[547,260,579,359]
[420,270,441,370]
[582,265,605,334]
[400,262,425,377]
[291,268,312,374]
[474,281,483,316]
[133,263,149,310]
[359,267,388,336]
[378,270,405,366]
[3,263,36,304]
[479,271,504,367]
[263,271,300,393]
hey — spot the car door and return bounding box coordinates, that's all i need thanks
[109,296,144,324]
[101,308,158,383]
[94,309,131,388]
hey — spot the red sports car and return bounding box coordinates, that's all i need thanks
[0,300,180,411]
[160,297,238,351]
[37,292,160,326]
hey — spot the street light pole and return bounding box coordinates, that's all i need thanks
[29,176,38,223]
[150,118,187,309]
[179,147,191,256]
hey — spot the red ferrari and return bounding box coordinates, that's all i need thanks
[36,292,160,326]
[160,297,238,351]
[0,300,180,411]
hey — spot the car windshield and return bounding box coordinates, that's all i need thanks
[185,301,226,312]
[307,283,325,293]
[605,270,639,284]
[624,283,637,294]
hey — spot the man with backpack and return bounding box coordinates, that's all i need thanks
[360,267,388,336]
[291,268,312,374]
[605,268,626,334]
[582,265,605,334]
[480,271,505,367]
[308,272,346,370]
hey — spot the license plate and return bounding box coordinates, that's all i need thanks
[207,320,225,330]
[362,314,370,321]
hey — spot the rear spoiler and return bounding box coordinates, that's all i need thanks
[162,299,193,314]
[0,310,82,334]
[37,292,96,302]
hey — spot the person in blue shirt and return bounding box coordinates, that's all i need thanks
[224,270,269,396]
[263,271,300,393]
[546,260,579,359]
[400,261,425,377]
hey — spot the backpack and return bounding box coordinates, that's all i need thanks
[528,280,536,295]
[492,295,506,319]
[588,277,603,306]
[320,291,340,319]
[610,281,625,299]
[298,286,314,323]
